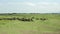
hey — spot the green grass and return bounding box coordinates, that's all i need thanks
[0,13,60,34]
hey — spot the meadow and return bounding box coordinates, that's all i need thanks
[0,13,60,34]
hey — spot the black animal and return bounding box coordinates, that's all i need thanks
[4,18,13,20]
[17,18,33,21]
[36,18,39,20]
[40,18,47,21]
[1,17,16,20]
[17,18,21,20]
[0,18,2,20]
[12,17,17,20]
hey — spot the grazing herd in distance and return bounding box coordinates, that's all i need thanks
[0,17,47,21]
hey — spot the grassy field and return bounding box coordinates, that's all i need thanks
[0,13,60,34]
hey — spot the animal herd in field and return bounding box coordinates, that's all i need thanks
[0,17,47,21]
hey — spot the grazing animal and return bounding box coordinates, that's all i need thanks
[17,18,33,21]
[12,17,16,20]
[36,18,39,20]
[2,18,16,20]
[40,18,47,21]
[17,18,21,20]
[5,18,13,20]
[0,18,2,20]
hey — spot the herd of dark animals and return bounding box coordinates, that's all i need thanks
[17,18,33,21]
[0,17,47,21]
